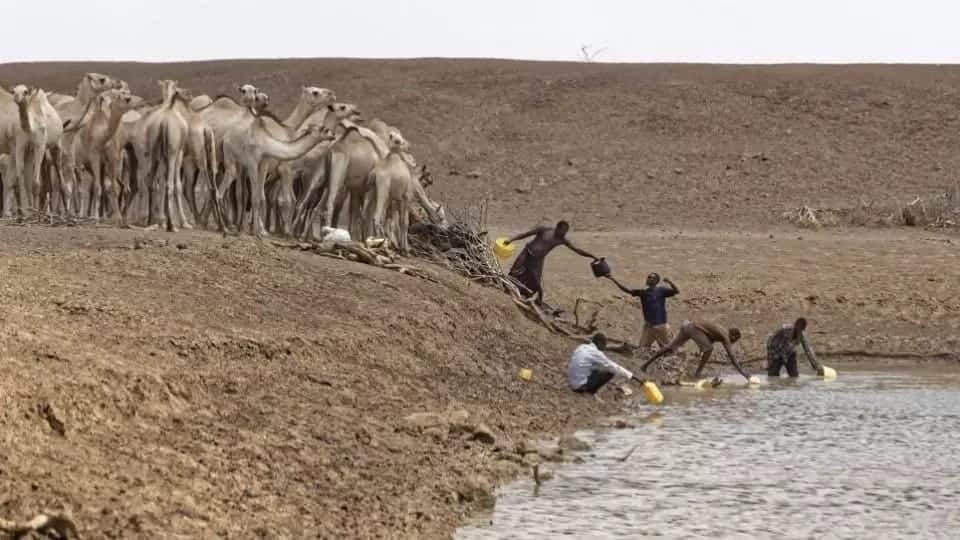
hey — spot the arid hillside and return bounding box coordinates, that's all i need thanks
[3,59,959,230]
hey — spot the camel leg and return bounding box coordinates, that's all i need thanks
[318,153,348,232]
[277,170,297,237]
[25,139,46,213]
[14,138,31,216]
[89,155,104,220]
[102,157,123,225]
[182,158,200,223]
[248,159,268,238]
[163,151,179,233]
[1,157,16,217]
[173,152,192,229]
[292,164,326,238]
[47,146,65,216]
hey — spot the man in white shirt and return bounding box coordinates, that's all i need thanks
[568,333,641,395]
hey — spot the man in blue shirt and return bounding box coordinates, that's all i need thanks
[605,272,679,350]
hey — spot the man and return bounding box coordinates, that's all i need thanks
[568,333,644,397]
[640,319,752,381]
[767,317,824,377]
[605,272,679,349]
[503,221,598,307]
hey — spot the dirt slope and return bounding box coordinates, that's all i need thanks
[3,59,959,229]
[0,226,619,539]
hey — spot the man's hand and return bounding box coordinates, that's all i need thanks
[631,375,647,384]
[816,366,825,376]
[503,239,512,245]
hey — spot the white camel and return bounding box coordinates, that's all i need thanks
[219,111,338,237]
[72,89,137,222]
[362,131,446,254]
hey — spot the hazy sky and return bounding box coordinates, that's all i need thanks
[4,0,959,64]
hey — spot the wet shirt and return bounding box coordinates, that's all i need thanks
[567,343,633,390]
[767,324,821,370]
[631,286,677,326]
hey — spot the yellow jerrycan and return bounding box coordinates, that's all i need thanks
[819,366,837,380]
[493,237,516,260]
[641,380,664,405]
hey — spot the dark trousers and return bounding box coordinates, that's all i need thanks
[575,370,615,394]
[767,350,799,377]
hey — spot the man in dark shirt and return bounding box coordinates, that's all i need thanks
[767,317,825,377]
[606,272,679,349]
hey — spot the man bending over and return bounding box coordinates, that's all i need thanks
[640,319,751,381]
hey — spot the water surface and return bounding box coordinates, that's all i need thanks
[457,365,960,539]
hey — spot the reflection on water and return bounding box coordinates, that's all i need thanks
[456,367,960,539]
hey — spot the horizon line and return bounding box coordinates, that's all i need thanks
[3,56,960,67]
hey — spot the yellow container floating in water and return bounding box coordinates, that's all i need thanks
[519,368,533,381]
[746,375,762,387]
[641,381,664,405]
[820,366,837,380]
[493,237,516,260]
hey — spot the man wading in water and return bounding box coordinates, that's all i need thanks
[640,319,752,381]
[503,221,598,311]
[767,317,825,377]
[605,272,679,350]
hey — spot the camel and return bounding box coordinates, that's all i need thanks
[362,131,446,254]
[1,85,50,216]
[289,112,401,242]
[72,89,137,222]
[219,111,338,237]
[203,86,336,232]
[123,83,260,227]
[144,79,192,231]
[53,73,122,216]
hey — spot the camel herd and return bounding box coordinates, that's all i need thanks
[0,72,447,252]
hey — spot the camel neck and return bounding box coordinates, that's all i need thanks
[283,100,314,129]
[16,99,33,132]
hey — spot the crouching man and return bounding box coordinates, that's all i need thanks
[568,333,643,398]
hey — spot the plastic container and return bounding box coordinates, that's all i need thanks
[820,366,837,380]
[746,375,762,386]
[519,368,533,381]
[590,258,611,278]
[641,381,664,405]
[493,237,516,260]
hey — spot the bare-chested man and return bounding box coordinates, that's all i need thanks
[640,319,752,381]
[503,221,598,307]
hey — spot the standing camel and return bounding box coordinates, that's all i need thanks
[72,89,137,222]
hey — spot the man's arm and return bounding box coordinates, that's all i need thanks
[798,332,822,372]
[563,239,597,259]
[588,349,634,380]
[605,275,635,295]
[662,278,679,296]
[505,226,546,244]
[721,339,751,380]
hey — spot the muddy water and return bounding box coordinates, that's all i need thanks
[457,366,960,539]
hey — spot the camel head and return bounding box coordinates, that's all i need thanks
[301,86,337,107]
[174,85,194,102]
[85,72,119,93]
[327,102,362,122]
[386,130,410,152]
[98,89,136,114]
[156,79,180,102]
[298,124,337,142]
[236,83,259,106]
[11,84,37,104]
[253,90,270,112]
